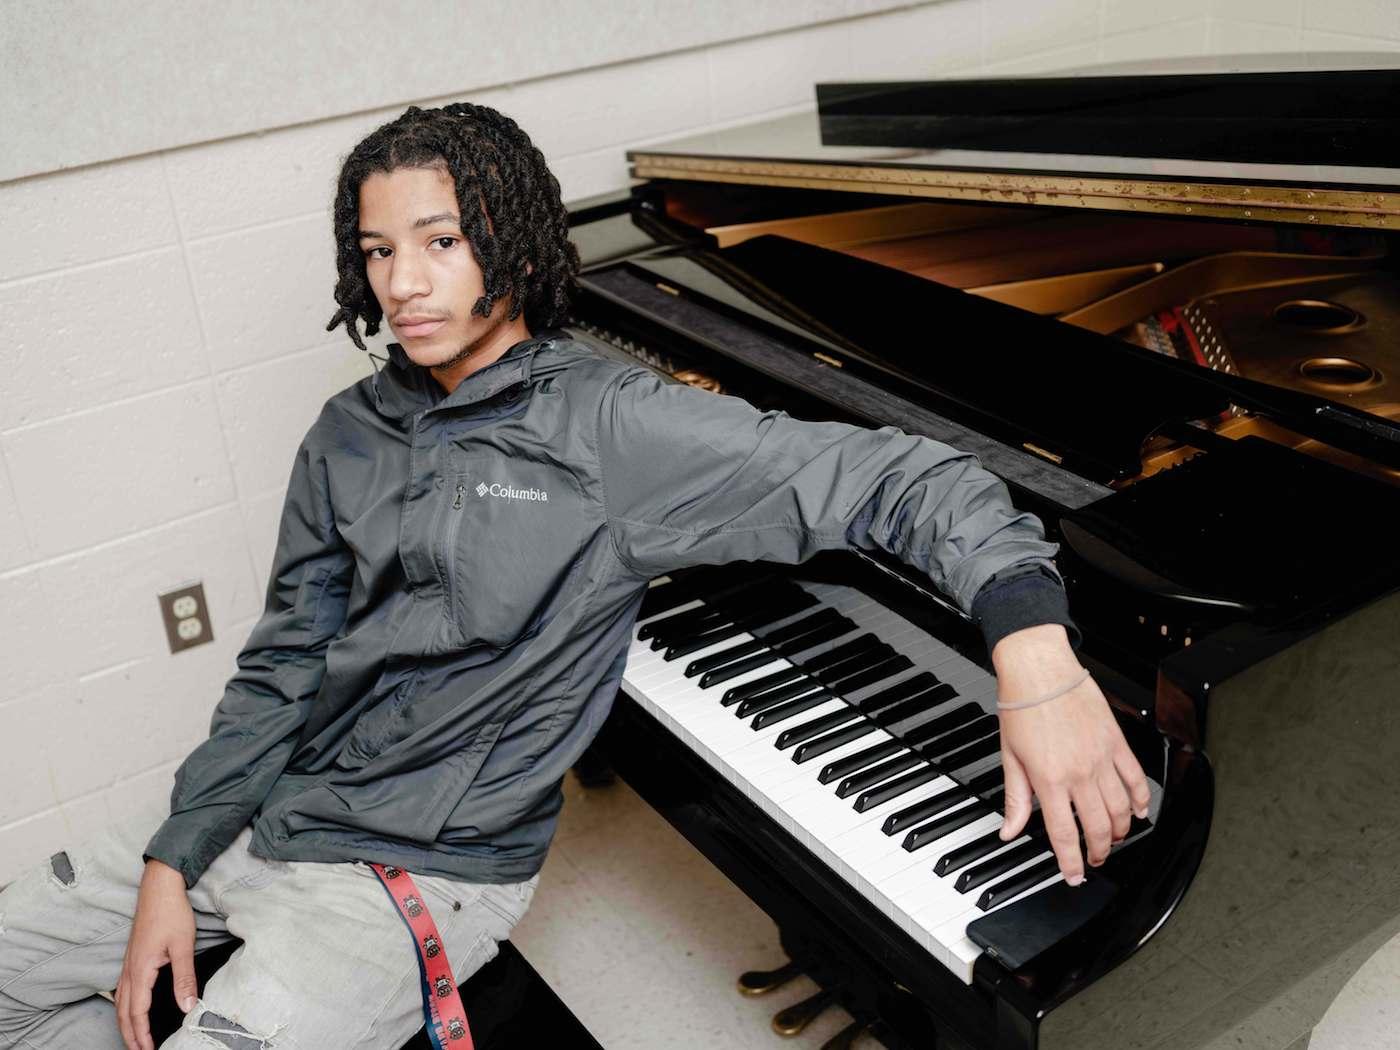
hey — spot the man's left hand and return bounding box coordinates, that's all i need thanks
[991,624,1151,885]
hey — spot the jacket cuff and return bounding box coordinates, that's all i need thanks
[970,564,1081,658]
[142,814,226,890]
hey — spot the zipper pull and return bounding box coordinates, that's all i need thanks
[452,481,465,509]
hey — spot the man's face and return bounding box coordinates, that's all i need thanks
[357,164,520,373]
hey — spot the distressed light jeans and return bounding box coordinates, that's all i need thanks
[0,798,538,1049]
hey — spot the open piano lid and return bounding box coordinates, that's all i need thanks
[622,57,1400,479]
[629,56,1400,231]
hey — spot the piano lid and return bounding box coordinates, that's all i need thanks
[628,59,1400,230]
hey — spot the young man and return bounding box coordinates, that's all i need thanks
[0,103,1149,1050]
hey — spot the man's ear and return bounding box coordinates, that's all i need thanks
[525,261,534,276]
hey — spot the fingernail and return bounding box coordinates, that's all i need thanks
[182,997,195,1013]
[1136,807,1149,819]
[1067,874,1084,887]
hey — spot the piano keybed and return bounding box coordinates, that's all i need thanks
[620,569,1157,983]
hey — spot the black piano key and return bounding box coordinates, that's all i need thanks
[853,763,943,813]
[735,679,827,719]
[864,681,957,720]
[935,812,1047,879]
[638,574,787,639]
[718,633,879,702]
[751,690,841,731]
[649,585,809,650]
[883,768,1003,836]
[915,715,998,761]
[898,703,984,748]
[835,751,921,799]
[684,608,847,677]
[793,720,879,764]
[956,839,1046,894]
[901,800,993,852]
[935,828,1015,877]
[705,650,795,693]
[774,705,863,751]
[850,673,942,715]
[664,591,818,659]
[818,654,913,695]
[976,855,1062,911]
[930,731,1001,772]
[819,739,904,785]
[637,578,697,621]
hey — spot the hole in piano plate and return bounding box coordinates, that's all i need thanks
[1296,355,1379,390]
[1273,298,1366,335]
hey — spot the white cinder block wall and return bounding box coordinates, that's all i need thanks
[2,0,1398,884]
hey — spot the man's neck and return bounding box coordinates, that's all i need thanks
[428,316,533,396]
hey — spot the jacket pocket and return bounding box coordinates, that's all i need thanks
[442,454,592,650]
[282,718,508,848]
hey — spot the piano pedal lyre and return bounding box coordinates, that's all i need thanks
[736,958,803,997]
[819,1018,870,1050]
[771,988,836,1037]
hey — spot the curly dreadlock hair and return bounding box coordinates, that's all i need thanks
[325,102,580,358]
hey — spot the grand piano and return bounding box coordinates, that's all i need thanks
[567,65,1400,1050]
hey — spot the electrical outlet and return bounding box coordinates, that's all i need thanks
[158,582,213,653]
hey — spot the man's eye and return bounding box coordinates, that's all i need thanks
[364,246,390,260]
[432,236,458,250]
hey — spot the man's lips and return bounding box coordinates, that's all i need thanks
[395,317,446,338]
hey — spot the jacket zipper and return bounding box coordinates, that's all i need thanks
[440,479,469,636]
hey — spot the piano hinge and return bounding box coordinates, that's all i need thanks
[813,351,844,368]
[1021,441,1064,464]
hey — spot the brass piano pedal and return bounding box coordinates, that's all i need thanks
[771,988,835,1037]
[737,959,803,997]
[819,1019,869,1050]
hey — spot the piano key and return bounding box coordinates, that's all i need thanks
[720,634,883,704]
[638,573,786,639]
[934,827,1020,877]
[955,838,1047,893]
[927,732,1001,773]
[883,768,1004,836]
[751,690,844,730]
[901,800,994,851]
[685,608,849,677]
[702,617,856,690]
[854,763,946,812]
[819,703,983,784]
[977,856,1062,911]
[658,586,817,654]
[773,705,863,751]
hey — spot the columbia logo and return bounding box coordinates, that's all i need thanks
[476,481,549,502]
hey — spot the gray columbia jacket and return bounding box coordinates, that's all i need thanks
[143,331,1073,889]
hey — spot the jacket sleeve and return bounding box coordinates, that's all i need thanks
[597,368,1077,653]
[143,419,355,887]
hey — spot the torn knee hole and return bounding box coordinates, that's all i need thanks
[191,1008,285,1048]
[49,851,75,886]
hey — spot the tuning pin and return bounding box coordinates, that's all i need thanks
[771,988,835,1037]
[819,1019,869,1050]
[736,959,803,997]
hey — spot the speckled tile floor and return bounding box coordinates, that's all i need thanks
[510,775,1400,1050]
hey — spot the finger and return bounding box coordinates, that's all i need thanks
[1074,786,1114,867]
[999,744,1033,841]
[170,936,199,1014]
[132,967,156,1050]
[116,979,137,1050]
[1115,741,1152,819]
[1040,789,1084,885]
[1098,767,1133,841]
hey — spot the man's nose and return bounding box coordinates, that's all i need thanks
[388,252,430,302]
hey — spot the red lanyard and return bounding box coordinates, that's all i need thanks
[370,862,474,1048]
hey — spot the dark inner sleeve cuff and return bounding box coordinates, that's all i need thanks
[971,566,1082,658]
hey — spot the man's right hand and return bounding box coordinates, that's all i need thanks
[115,859,198,1050]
